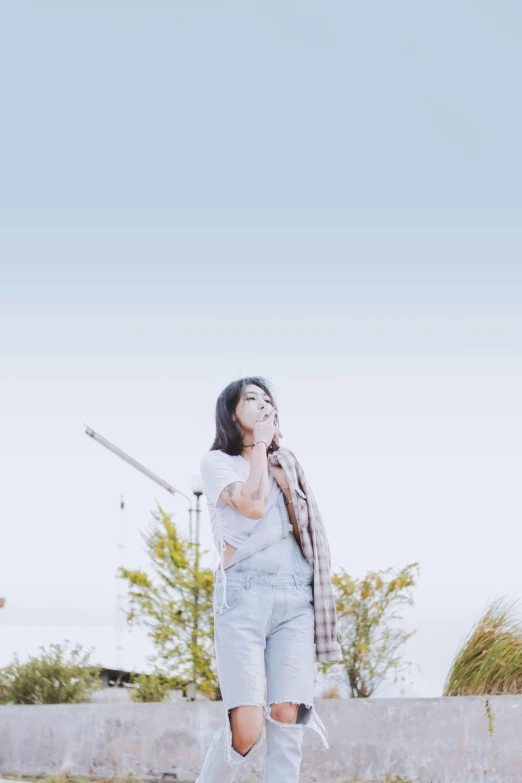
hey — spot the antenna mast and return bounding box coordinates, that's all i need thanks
[115,493,126,671]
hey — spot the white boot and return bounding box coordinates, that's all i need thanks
[263,704,329,783]
[196,711,262,783]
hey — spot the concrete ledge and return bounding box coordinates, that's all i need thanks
[1,696,521,783]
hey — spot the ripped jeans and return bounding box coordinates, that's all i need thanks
[196,528,329,782]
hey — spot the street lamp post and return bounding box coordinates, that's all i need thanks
[189,473,204,570]
[189,474,204,686]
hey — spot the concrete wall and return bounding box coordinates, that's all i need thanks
[1,697,521,783]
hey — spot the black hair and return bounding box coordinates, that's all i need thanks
[210,376,280,456]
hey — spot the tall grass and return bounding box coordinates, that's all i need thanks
[444,597,522,696]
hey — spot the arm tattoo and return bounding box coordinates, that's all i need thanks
[251,473,264,501]
[226,482,239,510]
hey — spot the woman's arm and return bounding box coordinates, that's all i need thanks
[220,442,270,519]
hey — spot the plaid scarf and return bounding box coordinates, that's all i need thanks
[268,447,342,663]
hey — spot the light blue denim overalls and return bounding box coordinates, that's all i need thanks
[196,493,329,783]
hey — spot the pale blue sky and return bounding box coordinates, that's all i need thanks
[1,1,521,697]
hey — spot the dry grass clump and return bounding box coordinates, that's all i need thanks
[322,683,341,698]
[444,597,522,696]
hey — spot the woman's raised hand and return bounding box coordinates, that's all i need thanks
[253,408,283,449]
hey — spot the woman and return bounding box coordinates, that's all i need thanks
[196,376,333,783]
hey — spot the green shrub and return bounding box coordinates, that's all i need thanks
[444,597,522,695]
[129,671,176,702]
[0,641,101,704]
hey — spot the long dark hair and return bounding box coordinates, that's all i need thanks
[210,376,280,456]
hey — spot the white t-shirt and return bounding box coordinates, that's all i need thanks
[200,449,283,556]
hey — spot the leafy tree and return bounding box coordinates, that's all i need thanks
[320,562,419,697]
[0,641,101,704]
[119,504,218,698]
[444,597,522,696]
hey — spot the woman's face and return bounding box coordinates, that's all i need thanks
[234,384,274,435]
